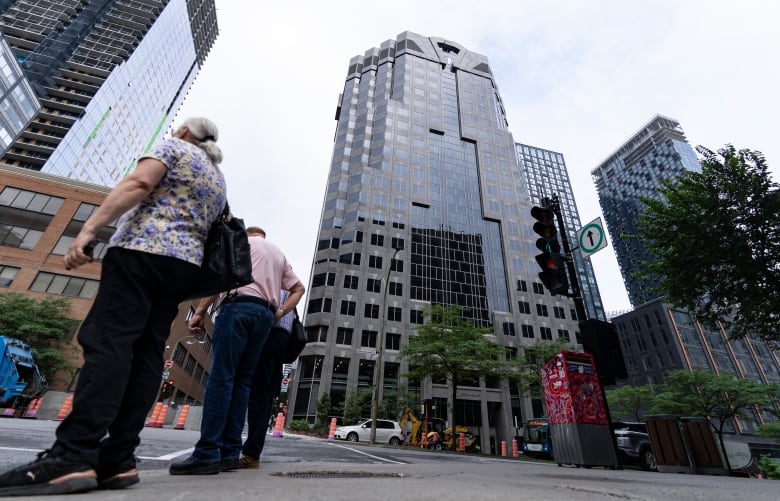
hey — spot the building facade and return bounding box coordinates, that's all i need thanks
[0,163,213,401]
[612,299,780,433]
[0,0,217,187]
[516,143,606,321]
[286,32,584,452]
[0,35,39,154]
[591,115,700,307]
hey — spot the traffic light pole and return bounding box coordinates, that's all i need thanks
[543,195,587,322]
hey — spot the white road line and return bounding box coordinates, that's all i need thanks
[0,447,40,453]
[329,443,405,464]
[138,448,193,461]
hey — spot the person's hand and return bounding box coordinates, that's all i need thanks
[274,309,285,323]
[188,313,205,334]
[64,232,97,270]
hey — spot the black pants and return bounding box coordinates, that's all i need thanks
[53,248,199,467]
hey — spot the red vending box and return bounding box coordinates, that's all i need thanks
[541,351,618,468]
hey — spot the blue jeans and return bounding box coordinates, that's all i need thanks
[192,301,273,462]
[242,327,286,458]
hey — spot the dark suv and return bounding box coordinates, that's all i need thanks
[613,421,657,471]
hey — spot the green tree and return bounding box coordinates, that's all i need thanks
[757,422,780,440]
[342,388,372,425]
[606,384,657,421]
[401,305,521,446]
[637,145,780,341]
[511,338,573,401]
[315,392,332,426]
[0,293,78,382]
[651,369,773,470]
[378,384,415,420]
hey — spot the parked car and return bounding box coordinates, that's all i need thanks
[613,421,657,471]
[334,419,403,445]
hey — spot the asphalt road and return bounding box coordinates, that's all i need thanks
[0,419,776,501]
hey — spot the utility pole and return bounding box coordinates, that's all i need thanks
[369,245,400,444]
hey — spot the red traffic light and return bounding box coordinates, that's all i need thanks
[535,253,565,271]
[167,380,174,386]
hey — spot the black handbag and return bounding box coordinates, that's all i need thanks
[185,203,253,300]
[281,309,307,364]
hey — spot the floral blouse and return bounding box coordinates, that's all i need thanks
[108,138,227,266]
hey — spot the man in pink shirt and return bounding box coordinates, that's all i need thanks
[170,227,304,475]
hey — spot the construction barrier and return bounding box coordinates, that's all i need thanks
[501,440,507,457]
[153,404,169,428]
[458,432,466,453]
[55,395,74,421]
[1,408,15,417]
[512,439,519,457]
[174,405,190,430]
[327,417,337,441]
[22,398,42,418]
[146,402,162,427]
[173,405,190,430]
[272,412,284,437]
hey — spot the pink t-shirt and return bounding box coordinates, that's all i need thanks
[232,236,300,309]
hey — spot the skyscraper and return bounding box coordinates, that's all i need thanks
[0,0,217,187]
[591,115,700,307]
[516,143,606,321]
[287,32,584,447]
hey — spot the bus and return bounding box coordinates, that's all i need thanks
[522,418,553,459]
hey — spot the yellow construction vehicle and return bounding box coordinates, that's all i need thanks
[398,407,476,450]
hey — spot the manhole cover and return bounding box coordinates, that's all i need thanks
[272,471,406,480]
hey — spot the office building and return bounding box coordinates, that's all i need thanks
[0,163,213,399]
[516,143,606,321]
[612,300,780,433]
[286,32,584,452]
[0,35,40,155]
[591,115,700,307]
[0,0,218,187]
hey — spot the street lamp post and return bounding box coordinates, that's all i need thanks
[370,246,399,444]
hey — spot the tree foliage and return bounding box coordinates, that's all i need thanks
[401,305,521,441]
[378,384,415,420]
[606,384,657,421]
[637,144,780,341]
[650,369,774,470]
[342,388,372,425]
[510,338,573,398]
[0,293,78,381]
[315,392,331,425]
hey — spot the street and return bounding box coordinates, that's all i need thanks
[0,418,776,500]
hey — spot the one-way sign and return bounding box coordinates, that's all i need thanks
[576,217,608,258]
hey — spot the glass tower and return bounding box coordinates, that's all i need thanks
[0,0,218,187]
[516,143,606,321]
[288,32,583,443]
[591,115,700,307]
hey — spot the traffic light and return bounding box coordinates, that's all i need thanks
[531,205,568,295]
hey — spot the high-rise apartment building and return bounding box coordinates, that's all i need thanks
[0,0,217,187]
[516,143,606,321]
[591,115,700,307]
[287,32,584,451]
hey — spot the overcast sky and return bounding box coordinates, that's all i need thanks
[175,0,779,315]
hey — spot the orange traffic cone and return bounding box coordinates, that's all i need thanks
[501,440,507,456]
[153,404,169,428]
[458,432,466,453]
[512,439,519,457]
[174,405,190,430]
[1,408,15,417]
[22,398,42,419]
[327,417,337,441]
[146,402,162,427]
[55,395,74,421]
[272,412,284,437]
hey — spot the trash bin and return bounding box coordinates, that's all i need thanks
[645,415,728,475]
[542,351,619,468]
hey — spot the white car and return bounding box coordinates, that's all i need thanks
[333,419,403,445]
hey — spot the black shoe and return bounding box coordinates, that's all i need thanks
[168,457,221,475]
[97,457,139,490]
[0,449,97,496]
[220,457,240,472]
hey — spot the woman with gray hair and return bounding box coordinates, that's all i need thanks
[0,117,227,496]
